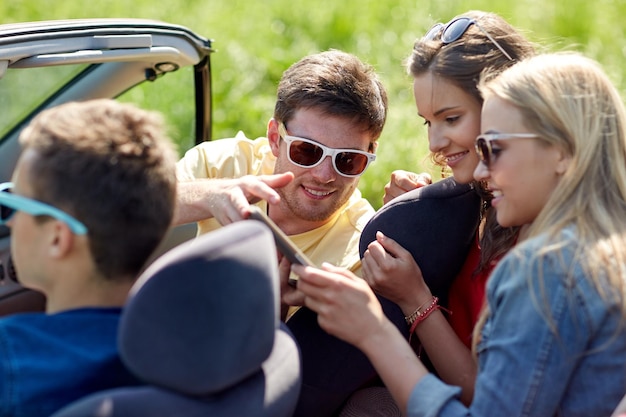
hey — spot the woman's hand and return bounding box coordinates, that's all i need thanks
[362,231,433,315]
[382,170,432,205]
[294,263,387,349]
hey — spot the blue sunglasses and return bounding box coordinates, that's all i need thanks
[0,182,87,235]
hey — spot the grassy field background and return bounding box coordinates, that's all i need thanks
[3,0,625,209]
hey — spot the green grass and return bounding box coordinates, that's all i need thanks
[3,0,625,209]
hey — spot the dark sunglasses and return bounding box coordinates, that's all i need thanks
[0,182,87,234]
[278,123,376,177]
[475,133,539,169]
[424,17,513,61]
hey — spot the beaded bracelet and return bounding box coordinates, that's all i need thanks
[406,296,452,346]
[408,296,442,335]
[404,297,434,325]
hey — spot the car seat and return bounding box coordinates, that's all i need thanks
[331,177,481,416]
[51,220,302,417]
[359,176,481,306]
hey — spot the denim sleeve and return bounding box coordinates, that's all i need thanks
[407,373,466,417]
[407,238,600,417]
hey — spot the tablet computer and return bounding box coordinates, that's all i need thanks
[248,205,315,286]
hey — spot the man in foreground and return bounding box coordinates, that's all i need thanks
[0,99,177,417]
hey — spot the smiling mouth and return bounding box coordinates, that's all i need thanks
[303,186,332,197]
[445,151,467,163]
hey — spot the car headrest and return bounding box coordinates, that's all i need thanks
[359,177,481,302]
[119,220,279,396]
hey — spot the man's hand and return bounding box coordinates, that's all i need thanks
[174,172,294,225]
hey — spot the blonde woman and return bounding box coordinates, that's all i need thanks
[295,52,626,416]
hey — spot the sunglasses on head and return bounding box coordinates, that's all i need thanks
[0,182,87,235]
[278,123,376,177]
[424,17,513,61]
[475,133,539,169]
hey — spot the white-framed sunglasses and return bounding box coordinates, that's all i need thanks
[278,123,376,177]
[474,133,539,169]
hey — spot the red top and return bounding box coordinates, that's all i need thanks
[446,236,493,348]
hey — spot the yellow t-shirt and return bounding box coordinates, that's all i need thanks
[176,133,374,276]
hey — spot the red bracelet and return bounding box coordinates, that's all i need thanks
[407,296,451,344]
[404,297,433,325]
[409,296,439,333]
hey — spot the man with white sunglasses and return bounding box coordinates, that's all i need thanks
[175,50,387,285]
[175,50,401,417]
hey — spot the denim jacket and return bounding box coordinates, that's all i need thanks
[408,226,626,417]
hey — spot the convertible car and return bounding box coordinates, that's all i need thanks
[0,19,301,417]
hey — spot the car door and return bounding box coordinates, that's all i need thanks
[0,18,214,314]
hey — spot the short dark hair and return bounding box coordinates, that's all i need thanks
[19,99,178,280]
[274,50,388,142]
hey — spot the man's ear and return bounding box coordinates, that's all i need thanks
[267,118,281,157]
[48,221,74,259]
